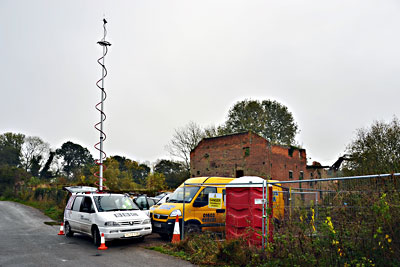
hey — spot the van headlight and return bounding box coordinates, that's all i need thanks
[170,209,182,217]
[142,219,151,224]
[104,221,120,226]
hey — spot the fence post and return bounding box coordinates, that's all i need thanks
[268,184,274,243]
[262,179,265,250]
[181,183,186,240]
[289,187,292,219]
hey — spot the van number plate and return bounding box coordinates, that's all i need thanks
[125,232,140,237]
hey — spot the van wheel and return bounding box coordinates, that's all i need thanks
[64,222,74,237]
[92,227,101,247]
[159,233,171,240]
[184,223,200,236]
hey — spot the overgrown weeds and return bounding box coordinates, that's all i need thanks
[153,188,400,266]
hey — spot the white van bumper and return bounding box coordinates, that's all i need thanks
[99,224,152,240]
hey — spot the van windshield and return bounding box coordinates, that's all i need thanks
[93,195,140,212]
[168,186,200,203]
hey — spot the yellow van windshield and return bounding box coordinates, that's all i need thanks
[168,186,200,203]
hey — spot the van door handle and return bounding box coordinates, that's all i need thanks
[216,209,225,213]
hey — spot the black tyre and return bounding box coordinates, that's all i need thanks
[159,233,171,240]
[184,223,200,236]
[137,236,145,242]
[92,226,101,247]
[64,222,74,237]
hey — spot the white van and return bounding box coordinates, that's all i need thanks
[63,187,152,246]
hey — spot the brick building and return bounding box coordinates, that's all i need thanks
[190,132,313,181]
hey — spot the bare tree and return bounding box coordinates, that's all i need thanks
[21,136,50,172]
[342,116,400,175]
[166,121,205,172]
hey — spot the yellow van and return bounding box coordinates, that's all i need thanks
[151,177,235,238]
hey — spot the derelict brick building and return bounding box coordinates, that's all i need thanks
[190,132,310,181]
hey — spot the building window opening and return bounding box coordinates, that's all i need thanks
[289,171,293,179]
[288,147,295,157]
[299,171,304,180]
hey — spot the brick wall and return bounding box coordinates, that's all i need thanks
[190,132,309,182]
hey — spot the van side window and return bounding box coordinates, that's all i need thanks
[195,187,217,204]
[135,196,148,210]
[148,198,155,207]
[80,196,94,213]
[72,196,83,211]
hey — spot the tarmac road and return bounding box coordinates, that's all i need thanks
[0,201,194,267]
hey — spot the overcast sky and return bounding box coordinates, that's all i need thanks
[1,0,399,167]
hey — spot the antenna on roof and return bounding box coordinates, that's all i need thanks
[94,19,112,192]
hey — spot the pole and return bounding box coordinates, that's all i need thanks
[289,187,292,219]
[181,183,186,240]
[268,184,273,243]
[262,179,265,249]
[99,41,105,191]
[95,19,111,191]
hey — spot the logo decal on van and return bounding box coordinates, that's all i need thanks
[114,212,138,218]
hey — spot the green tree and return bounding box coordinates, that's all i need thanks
[56,141,94,179]
[110,155,150,186]
[111,155,130,172]
[154,159,188,188]
[342,117,400,175]
[146,172,167,192]
[40,151,55,179]
[221,99,299,145]
[89,157,140,191]
[0,165,30,197]
[30,155,42,177]
[132,163,150,185]
[0,132,25,166]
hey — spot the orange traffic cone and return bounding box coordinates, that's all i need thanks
[171,215,180,243]
[58,222,65,235]
[98,233,108,250]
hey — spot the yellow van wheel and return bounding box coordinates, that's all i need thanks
[184,223,200,236]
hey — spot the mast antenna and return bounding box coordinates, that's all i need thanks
[94,19,111,191]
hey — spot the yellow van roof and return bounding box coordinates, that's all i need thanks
[180,177,236,186]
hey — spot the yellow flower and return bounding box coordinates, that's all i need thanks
[388,238,392,243]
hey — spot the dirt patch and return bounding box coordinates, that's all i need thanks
[140,233,169,248]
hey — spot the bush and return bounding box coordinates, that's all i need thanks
[155,179,400,266]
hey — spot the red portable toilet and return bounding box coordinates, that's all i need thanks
[225,176,283,246]
[225,176,265,245]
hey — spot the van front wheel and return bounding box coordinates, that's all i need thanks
[92,227,101,247]
[184,223,200,236]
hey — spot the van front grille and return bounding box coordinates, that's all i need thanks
[153,213,168,220]
[120,220,141,226]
